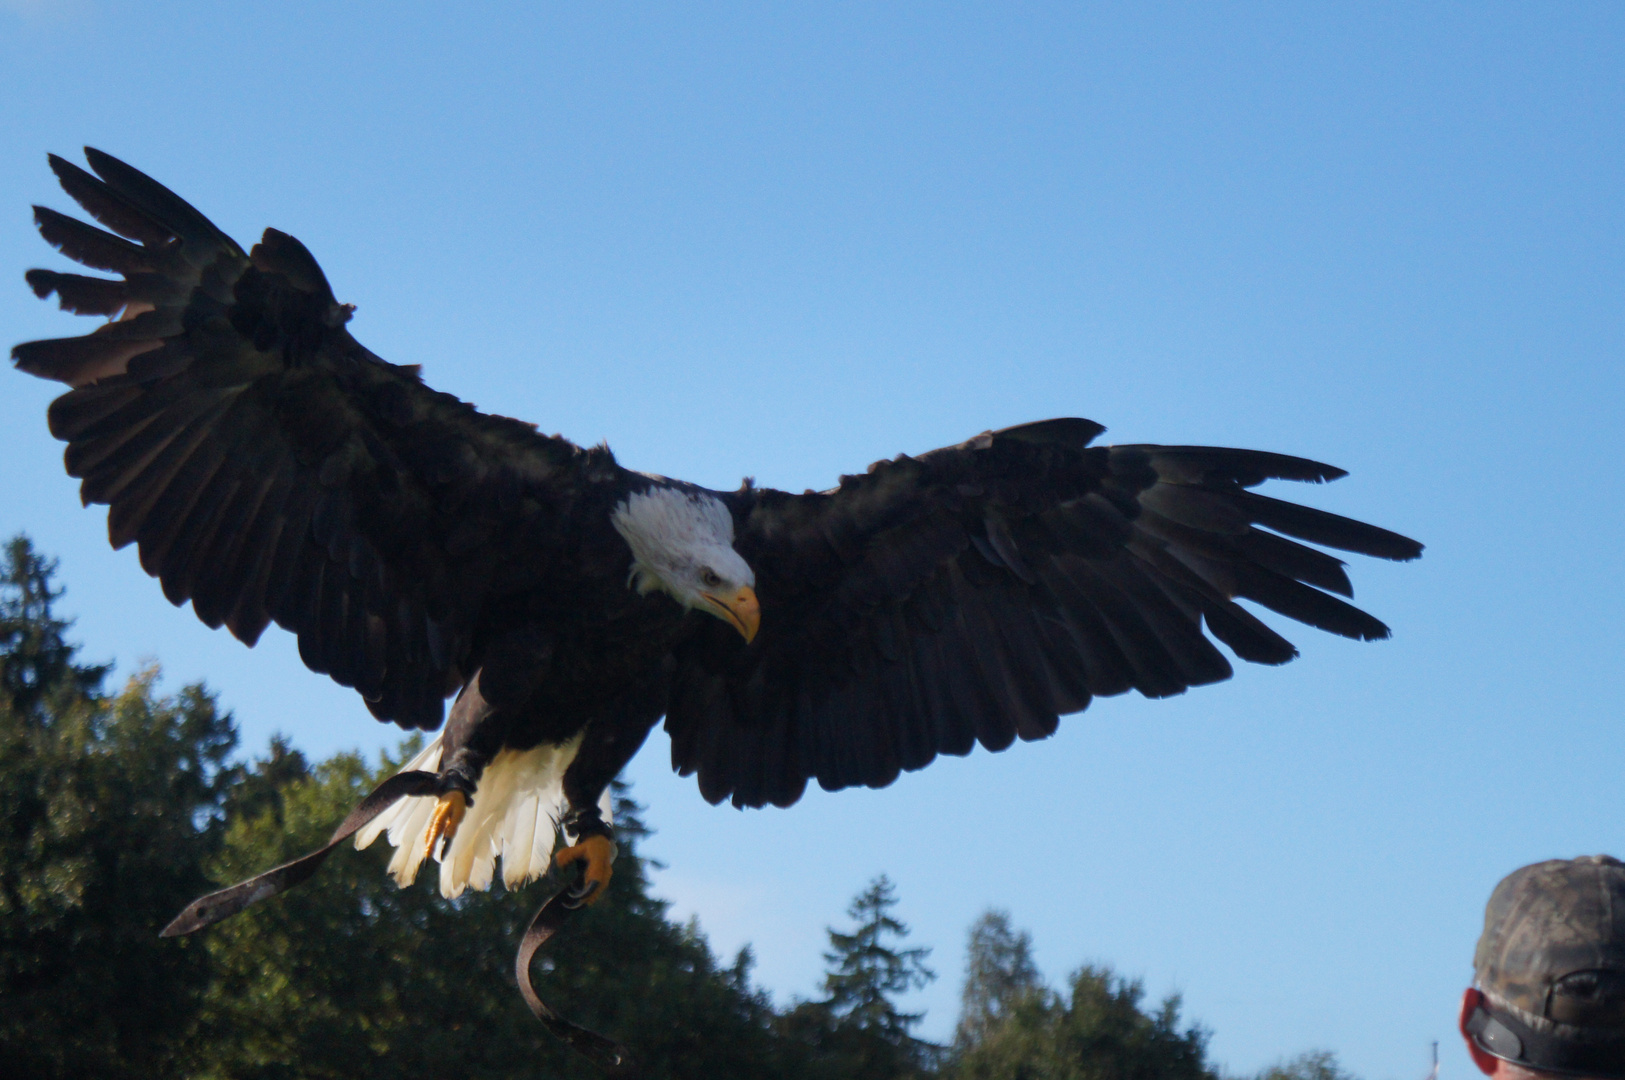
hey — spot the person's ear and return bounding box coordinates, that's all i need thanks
[1459,987,1504,1076]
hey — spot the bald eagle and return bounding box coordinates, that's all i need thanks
[16,149,1421,915]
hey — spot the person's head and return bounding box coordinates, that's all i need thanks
[1459,855,1625,1080]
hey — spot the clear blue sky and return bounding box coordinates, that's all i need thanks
[3,4,1622,1077]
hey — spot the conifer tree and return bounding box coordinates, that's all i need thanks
[0,536,236,1079]
[955,908,1043,1049]
[0,536,107,720]
[822,875,936,1038]
[781,874,939,1079]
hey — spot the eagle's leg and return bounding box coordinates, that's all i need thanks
[552,800,617,906]
[424,790,467,858]
[423,672,502,859]
[553,710,661,906]
[423,737,490,858]
[555,833,616,906]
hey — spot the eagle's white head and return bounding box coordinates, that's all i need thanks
[611,487,760,642]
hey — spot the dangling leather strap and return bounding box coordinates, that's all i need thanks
[160,770,443,937]
[161,770,636,1073]
[515,879,636,1076]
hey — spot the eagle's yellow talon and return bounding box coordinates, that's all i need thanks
[555,834,615,905]
[424,791,466,858]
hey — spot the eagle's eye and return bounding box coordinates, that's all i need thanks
[700,568,722,588]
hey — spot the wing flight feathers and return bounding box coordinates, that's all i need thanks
[668,425,1421,809]
[14,149,607,730]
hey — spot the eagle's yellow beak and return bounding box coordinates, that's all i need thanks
[702,585,760,643]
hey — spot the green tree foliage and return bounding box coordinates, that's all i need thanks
[944,911,1368,1080]
[1254,1050,1359,1080]
[0,538,1368,1080]
[0,538,796,1079]
[0,537,237,1079]
[955,909,1043,1050]
[779,874,939,1080]
[947,962,1218,1080]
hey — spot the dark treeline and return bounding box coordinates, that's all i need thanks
[0,537,1356,1080]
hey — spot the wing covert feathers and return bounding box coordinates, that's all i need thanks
[667,424,1421,810]
[16,149,611,730]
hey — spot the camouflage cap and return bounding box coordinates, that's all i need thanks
[1468,855,1625,1078]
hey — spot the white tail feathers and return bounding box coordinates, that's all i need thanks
[354,733,612,899]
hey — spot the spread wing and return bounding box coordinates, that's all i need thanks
[664,418,1422,808]
[14,149,621,729]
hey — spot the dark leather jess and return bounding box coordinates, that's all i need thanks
[161,768,633,1074]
